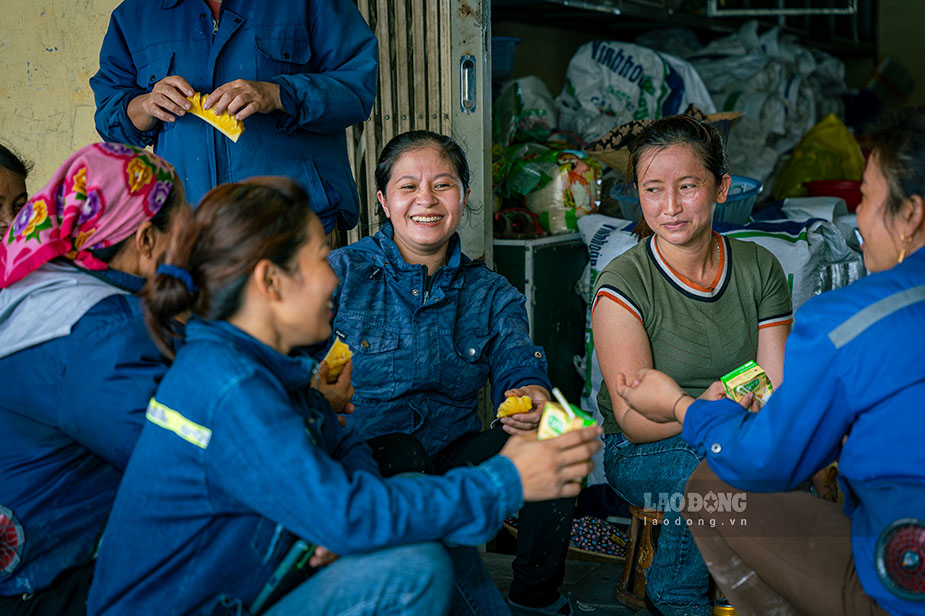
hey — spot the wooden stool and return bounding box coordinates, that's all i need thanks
[614,505,663,610]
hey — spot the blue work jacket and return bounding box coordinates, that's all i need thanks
[682,248,925,616]
[326,224,552,456]
[0,268,166,597]
[87,318,523,615]
[90,0,378,232]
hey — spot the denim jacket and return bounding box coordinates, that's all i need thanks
[88,318,523,615]
[0,266,164,596]
[90,0,378,232]
[683,248,925,616]
[326,223,552,455]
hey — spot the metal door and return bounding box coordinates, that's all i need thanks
[347,0,492,263]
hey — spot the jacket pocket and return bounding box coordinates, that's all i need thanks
[348,327,400,400]
[249,519,287,564]
[255,26,311,79]
[300,160,342,221]
[449,328,492,395]
[134,52,174,91]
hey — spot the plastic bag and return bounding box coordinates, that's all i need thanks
[502,145,601,234]
[556,40,715,143]
[771,114,865,200]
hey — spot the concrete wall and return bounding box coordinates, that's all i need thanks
[0,1,120,194]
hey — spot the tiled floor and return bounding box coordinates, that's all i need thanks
[482,552,654,616]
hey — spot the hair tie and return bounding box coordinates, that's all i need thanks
[157,263,198,294]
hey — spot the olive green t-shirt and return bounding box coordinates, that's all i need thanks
[592,233,793,434]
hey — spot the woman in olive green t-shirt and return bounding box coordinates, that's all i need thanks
[591,115,792,616]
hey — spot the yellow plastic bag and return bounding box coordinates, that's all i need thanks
[772,114,864,200]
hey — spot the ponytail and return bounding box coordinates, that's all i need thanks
[143,220,207,358]
[142,177,316,359]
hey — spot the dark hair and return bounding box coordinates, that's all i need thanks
[374,130,473,222]
[867,105,925,219]
[375,130,470,194]
[627,115,728,238]
[88,181,184,264]
[0,142,33,179]
[143,177,316,358]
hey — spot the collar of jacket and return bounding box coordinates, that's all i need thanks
[373,222,468,289]
[185,317,317,391]
[159,0,182,8]
[79,262,146,294]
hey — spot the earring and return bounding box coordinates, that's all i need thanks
[898,233,907,264]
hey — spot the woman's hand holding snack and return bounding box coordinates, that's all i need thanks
[500,426,602,501]
[312,359,355,421]
[499,385,549,434]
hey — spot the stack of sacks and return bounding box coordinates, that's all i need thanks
[573,212,864,485]
[687,21,848,185]
[556,40,715,144]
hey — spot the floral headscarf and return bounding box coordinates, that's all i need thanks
[0,142,177,288]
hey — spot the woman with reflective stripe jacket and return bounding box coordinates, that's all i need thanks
[0,143,189,615]
[87,177,602,616]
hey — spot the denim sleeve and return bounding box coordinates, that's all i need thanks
[315,390,382,477]
[485,283,552,409]
[268,0,377,132]
[56,298,169,470]
[207,375,523,554]
[90,12,159,146]
[682,308,851,492]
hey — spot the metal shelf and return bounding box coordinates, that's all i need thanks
[491,0,877,58]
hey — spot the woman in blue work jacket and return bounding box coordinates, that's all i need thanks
[322,130,601,616]
[0,143,188,615]
[612,106,925,616]
[86,177,602,616]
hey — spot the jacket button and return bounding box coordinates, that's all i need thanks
[360,340,370,349]
[467,347,476,357]
[283,52,291,59]
[534,351,543,359]
[150,75,156,82]
[411,289,419,296]
[710,443,722,454]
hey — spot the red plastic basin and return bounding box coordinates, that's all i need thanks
[803,180,862,212]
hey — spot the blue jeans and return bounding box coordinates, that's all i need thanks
[604,434,712,616]
[445,545,511,616]
[265,542,453,616]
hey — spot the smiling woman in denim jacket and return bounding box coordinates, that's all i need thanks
[322,131,609,616]
[86,177,602,616]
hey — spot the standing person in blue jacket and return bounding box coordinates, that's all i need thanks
[322,130,612,616]
[87,176,603,616]
[612,106,925,616]
[90,0,378,233]
[0,143,189,615]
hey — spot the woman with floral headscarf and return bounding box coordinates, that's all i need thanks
[0,142,189,616]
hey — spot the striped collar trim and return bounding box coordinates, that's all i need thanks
[647,232,731,302]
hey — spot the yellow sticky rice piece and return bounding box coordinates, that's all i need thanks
[322,338,353,383]
[496,395,533,418]
[186,92,244,142]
